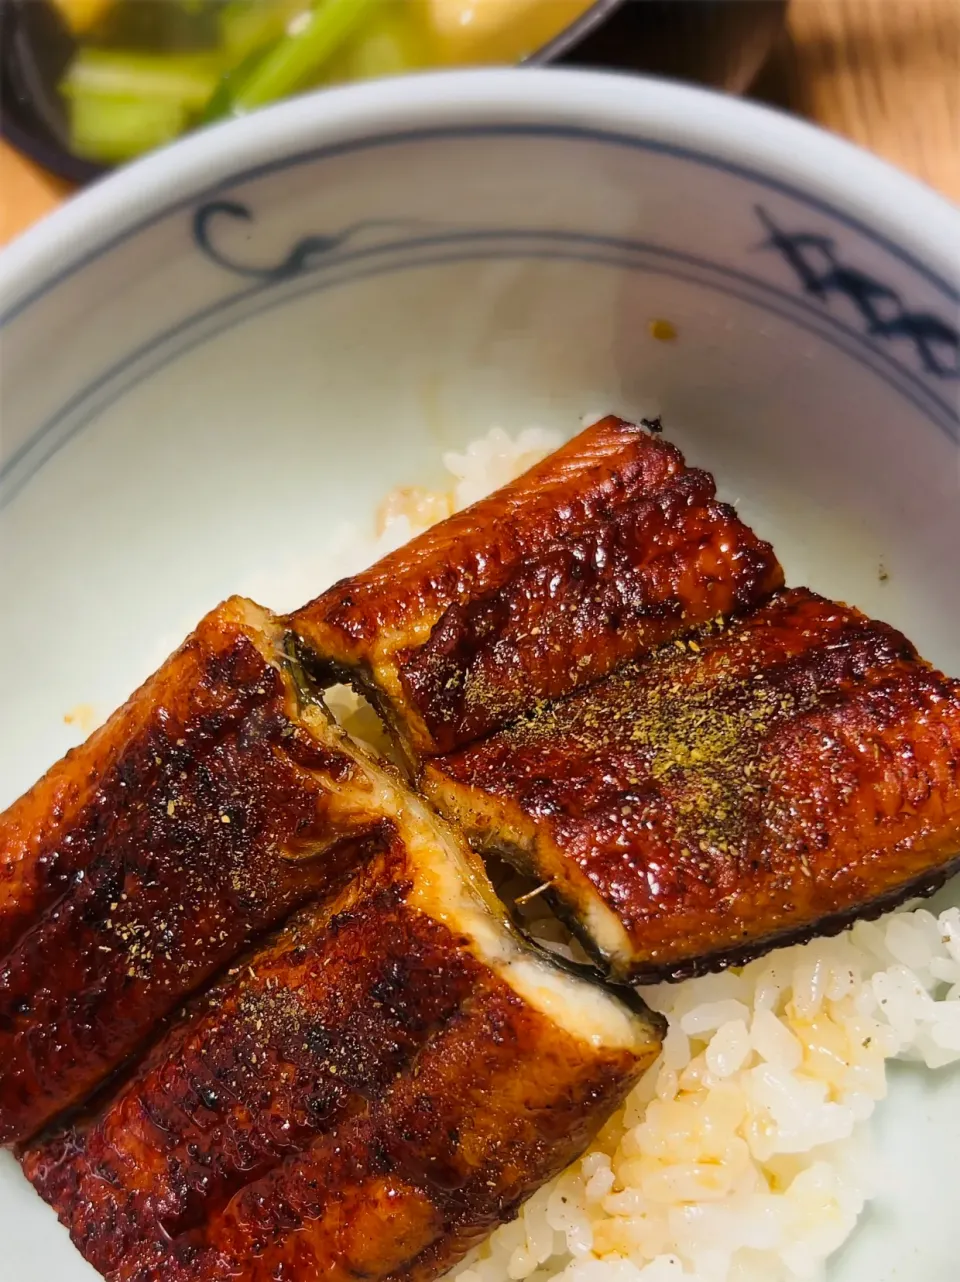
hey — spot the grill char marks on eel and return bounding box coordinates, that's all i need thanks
[425,589,960,982]
[289,416,784,759]
[22,775,661,1282]
[6,413,960,1281]
[0,598,394,1145]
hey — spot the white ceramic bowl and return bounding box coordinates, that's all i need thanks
[1,69,958,1282]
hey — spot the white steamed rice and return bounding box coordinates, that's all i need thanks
[268,426,960,1282]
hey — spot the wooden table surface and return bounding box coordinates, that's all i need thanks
[1,0,957,247]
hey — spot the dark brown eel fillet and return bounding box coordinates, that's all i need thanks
[0,597,392,1145]
[6,416,960,1282]
[425,588,960,982]
[22,790,661,1282]
[289,416,783,758]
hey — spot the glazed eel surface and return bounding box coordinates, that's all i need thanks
[0,597,391,1147]
[425,589,960,981]
[23,800,659,1282]
[288,418,960,984]
[290,416,784,759]
[4,416,960,1282]
[2,596,659,1281]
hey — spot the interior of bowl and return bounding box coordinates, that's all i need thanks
[0,71,958,1282]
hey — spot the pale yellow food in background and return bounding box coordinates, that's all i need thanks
[51,0,113,34]
[427,0,595,60]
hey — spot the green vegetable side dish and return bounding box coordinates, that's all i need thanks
[53,0,594,164]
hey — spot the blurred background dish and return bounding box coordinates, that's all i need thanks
[0,0,787,182]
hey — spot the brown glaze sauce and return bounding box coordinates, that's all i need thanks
[0,602,385,1144]
[22,832,653,1282]
[429,589,960,980]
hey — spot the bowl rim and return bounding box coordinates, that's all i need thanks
[1,66,958,327]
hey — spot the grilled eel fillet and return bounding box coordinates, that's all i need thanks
[425,588,960,982]
[0,597,397,1145]
[289,416,784,759]
[22,781,661,1282]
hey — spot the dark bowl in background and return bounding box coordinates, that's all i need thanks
[0,0,788,186]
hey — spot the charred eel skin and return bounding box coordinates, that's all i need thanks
[0,598,391,1145]
[22,798,662,1282]
[6,416,960,1282]
[5,588,661,1282]
[425,589,960,983]
[289,416,783,759]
